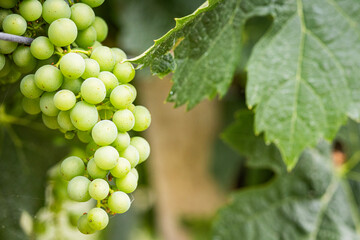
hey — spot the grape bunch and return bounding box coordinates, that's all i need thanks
[1,0,151,234]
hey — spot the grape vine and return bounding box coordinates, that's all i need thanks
[1,0,151,235]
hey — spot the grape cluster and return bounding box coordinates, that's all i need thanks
[1,0,151,234]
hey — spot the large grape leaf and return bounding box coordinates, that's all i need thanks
[213,112,360,240]
[0,119,69,239]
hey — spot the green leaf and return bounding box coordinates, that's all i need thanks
[0,123,69,239]
[213,142,360,240]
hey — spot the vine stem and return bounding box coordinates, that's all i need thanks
[0,32,34,45]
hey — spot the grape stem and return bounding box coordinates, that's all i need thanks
[0,32,34,45]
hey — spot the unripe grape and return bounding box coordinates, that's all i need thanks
[111,48,127,63]
[35,65,63,92]
[110,85,135,109]
[110,157,131,178]
[112,132,130,152]
[81,0,104,8]
[77,213,96,234]
[60,156,85,181]
[30,37,54,60]
[19,0,42,21]
[77,130,92,143]
[92,17,108,42]
[85,141,100,158]
[22,97,41,115]
[132,106,151,131]
[13,46,37,68]
[131,168,139,180]
[76,26,97,48]
[91,120,118,146]
[119,145,139,168]
[98,71,119,96]
[42,114,60,130]
[70,101,98,131]
[54,90,76,111]
[87,208,108,231]
[94,146,119,170]
[42,0,71,24]
[20,74,43,99]
[87,158,107,179]
[48,18,78,47]
[115,172,138,193]
[82,58,100,79]
[130,137,150,164]
[0,0,17,9]
[112,109,135,132]
[60,53,86,79]
[90,46,115,71]
[61,77,82,95]
[80,77,106,104]
[70,3,95,30]
[40,92,59,117]
[2,14,27,36]
[113,62,135,84]
[108,191,131,214]
[0,40,17,54]
[0,54,5,71]
[0,56,11,77]
[57,111,75,131]
[89,179,109,200]
[67,176,91,202]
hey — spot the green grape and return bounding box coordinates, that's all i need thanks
[77,213,96,235]
[81,0,104,8]
[30,36,54,60]
[13,59,37,74]
[88,179,109,200]
[2,14,27,36]
[48,18,78,47]
[110,157,131,178]
[132,106,151,132]
[130,168,139,180]
[40,92,59,116]
[22,97,41,115]
[87,208,108,231]
[61,77,82,94]
[112,132,130,152]
[19,0,42,21]
[98,109,113,120]
[77,130,92,143]
[70,101,98,131]
[110,85,135,109]
[60,156,85,181]
[20,74,43,99]
[92,16,108,42]
[85,140,100,157]
[130,137,150,164]
[76,26,97,48]
[127,103,135,112]
[87,158,107,179]
[12,45,37,68]
[58,111,75,131]
[113,62,135,84]
[67,176,91,202]
[60,53,85,79]
[90,46,115,71]
[94,146,119,170]
[91,41,102,49]
[54,89,76,111]
[80,77,106,104]
[0,54,5,71]
[42,0,71,24]
[70,3,95,30]
[35,54,59,71]
[0,57,11,77]
[35,65,63,92]
[111,48,127,63]
[115,172,138,193]
[4,65,22,83]
[0,10,12,31]
[82,58,100,79]
[112,109,135,132]
[119,145,139,168]
[98,71,119,96]
[42,114,60,129]
[0,40,18,54]
[64,131,75,140]
[108,191,131,214]
[91,120,118,146]
[125,83,137,100]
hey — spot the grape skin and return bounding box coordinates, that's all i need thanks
[60,156,85,181]
[87,208,109,231]
[67,176,91,202]
[88,179,109,200]
[108,191,131,214]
